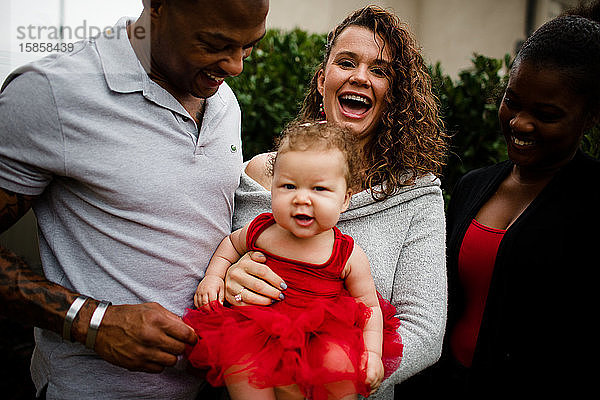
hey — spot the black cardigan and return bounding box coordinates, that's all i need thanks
[443,151,600,394]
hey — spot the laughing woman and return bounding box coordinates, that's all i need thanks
[428,1,600,397]
[223,6,449,399]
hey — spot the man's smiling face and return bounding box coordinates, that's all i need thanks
[150,0,268,98]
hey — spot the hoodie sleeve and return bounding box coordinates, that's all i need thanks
[378,181,447,393]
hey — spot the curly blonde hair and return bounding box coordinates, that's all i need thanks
[298,6,448,200]
[269,121,361,190]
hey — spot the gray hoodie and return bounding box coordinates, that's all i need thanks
[232,168,447,399]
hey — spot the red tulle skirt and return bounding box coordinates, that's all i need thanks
[183,293,402,400]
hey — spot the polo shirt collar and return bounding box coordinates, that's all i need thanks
[94,17,201,119]
[94,17,146,94]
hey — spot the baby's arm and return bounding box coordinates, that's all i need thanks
[194,226,248,308]
[342,244,384,393]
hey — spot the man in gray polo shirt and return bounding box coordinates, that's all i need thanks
[0,0,269,398]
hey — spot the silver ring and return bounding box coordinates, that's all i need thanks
[234,288,244,303]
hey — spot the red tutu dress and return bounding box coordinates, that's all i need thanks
[183,213,403,400]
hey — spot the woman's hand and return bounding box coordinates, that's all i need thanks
[194,275,224,308]
[224,251,287,305]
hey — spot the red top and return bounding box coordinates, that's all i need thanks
[450,219,505,367]
[246,212,354,307]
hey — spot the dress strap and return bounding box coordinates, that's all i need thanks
[332,226,355,275]
[245,212,276,251]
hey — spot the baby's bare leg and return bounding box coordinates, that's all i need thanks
[310,336,359,400]
[224,363,277,400]
[274,384,304,400]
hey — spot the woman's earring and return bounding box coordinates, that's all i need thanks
[319,102,326,119]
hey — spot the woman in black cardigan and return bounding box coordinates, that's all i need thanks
[409,2,600,397]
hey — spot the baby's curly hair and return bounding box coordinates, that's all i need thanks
[268,121,361,190]
[298,5,448,200]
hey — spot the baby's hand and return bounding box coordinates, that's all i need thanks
[365,351,384,395]
[194,275,225,308]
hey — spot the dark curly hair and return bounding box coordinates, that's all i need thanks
[269,121,361,190]
[514,1,600,121]
[297,5,448,200]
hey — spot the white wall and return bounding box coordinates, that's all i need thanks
[417,0,526,76]
[266,0,580,77]
[0,0,142,82]
[267,0,419,34]
[267,0,524,76]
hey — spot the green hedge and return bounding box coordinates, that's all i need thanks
[227,29,600,196]
[431,54,509,195]
[227,29,326,157]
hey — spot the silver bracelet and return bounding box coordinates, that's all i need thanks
[85,300,112,350]
[62,295,89,342]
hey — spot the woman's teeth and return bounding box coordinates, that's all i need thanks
[339,94,371,105]
[339,94,372,116]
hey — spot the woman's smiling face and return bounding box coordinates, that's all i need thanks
[317,26,391,142]
[499,60,589,174]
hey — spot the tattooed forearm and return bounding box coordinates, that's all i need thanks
[0,188,84,336]
[0,245,75,333]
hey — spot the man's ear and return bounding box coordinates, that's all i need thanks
[148,0,164,17]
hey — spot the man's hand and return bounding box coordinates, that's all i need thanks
[194,275,224,308]
[224,251,286,305]
[83,302,198,373]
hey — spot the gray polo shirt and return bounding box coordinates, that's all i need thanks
[0,18,242,399]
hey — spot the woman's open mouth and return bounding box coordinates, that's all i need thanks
[338,93,372,118]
